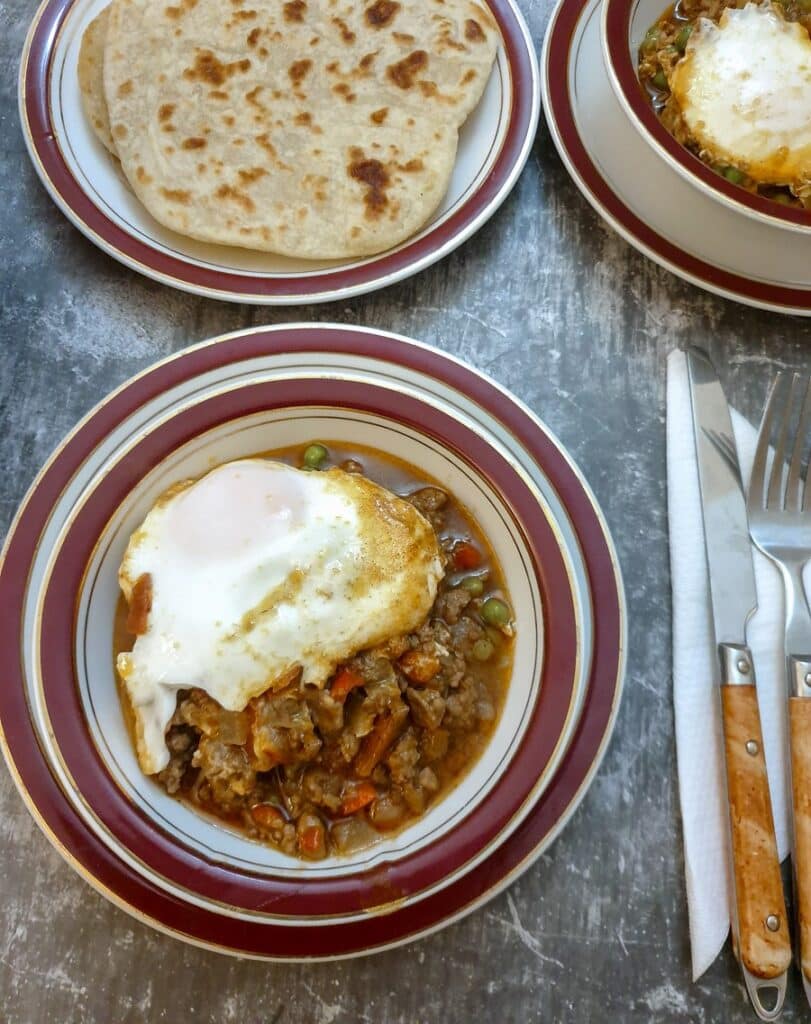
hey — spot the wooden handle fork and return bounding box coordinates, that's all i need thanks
[790,691,811,984]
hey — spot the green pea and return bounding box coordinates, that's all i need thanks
[303,443,328,469]
[721,165,745,185]
[472,637,495,662]
[460,576,485,596]
[674,24,692,52]
[480,597,511,628]
[652,69,668,91]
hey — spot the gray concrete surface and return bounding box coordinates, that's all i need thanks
[2,0,811,1019]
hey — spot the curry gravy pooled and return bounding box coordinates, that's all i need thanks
[83,0,499,258]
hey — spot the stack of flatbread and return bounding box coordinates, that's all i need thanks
[79,0,500,258]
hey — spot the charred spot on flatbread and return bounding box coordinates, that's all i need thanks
[365,0,401,27]
[348,149,390,219]
[386,50,428,89]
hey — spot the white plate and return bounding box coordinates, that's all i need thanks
[20,0,539,303]
[0,324,626,959]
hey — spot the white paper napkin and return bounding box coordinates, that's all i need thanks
[667,348,811,981]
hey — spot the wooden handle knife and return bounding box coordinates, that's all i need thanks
[687,348,791,1019]
[721,681,791,979]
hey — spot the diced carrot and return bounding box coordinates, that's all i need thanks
[340,781,377,817]
[452,541,482,571]
[298,824,324,856]
[126,573,153,635]
[330,667,364,703]
[250,803,284,830]
[355,714,403,778]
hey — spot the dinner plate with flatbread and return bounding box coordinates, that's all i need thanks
[20,0,538,302]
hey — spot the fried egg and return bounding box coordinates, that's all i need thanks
[670,3,811,190]
[117,459,444,774]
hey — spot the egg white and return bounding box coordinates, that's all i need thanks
[117,458,444,774]
[670,2,811,189]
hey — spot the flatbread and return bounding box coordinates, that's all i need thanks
[78,8,117,155]
[102,0,499,258]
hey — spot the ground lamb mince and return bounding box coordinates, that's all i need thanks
[117,444,514,860]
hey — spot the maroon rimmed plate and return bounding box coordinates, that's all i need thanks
[0,325,625,956]
[541,0,811,315]
[18,0,538,304]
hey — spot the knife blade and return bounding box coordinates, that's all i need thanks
[686,347,791,1020]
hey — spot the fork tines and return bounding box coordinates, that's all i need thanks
[750,374,811,514]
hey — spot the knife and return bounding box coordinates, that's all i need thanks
[686,347,791,1020]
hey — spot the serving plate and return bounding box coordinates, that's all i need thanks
[0,324,625,957]
[542,0,811,315]
[6,328,583,919]
[19,0,538,304]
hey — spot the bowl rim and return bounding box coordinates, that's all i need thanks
[0,324,626,957]
[72,406,548,887]
[601,0,811,234]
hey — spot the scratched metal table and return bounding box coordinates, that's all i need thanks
[3,0,811,1018]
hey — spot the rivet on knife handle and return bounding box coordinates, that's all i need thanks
[719,646,791,989]
[789,666,811,987]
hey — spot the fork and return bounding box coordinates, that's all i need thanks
[747,373,811,1001]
